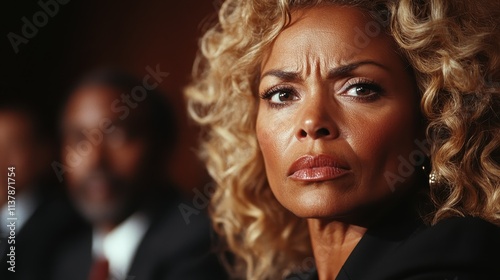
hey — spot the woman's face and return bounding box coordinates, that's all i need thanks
[256,6,422,222]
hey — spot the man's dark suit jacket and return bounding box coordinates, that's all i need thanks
[0,191,85,280]
[50,190,227,280]
[295,208,500,280]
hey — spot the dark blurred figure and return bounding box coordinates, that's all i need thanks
[51,70,226,280]
[0,88,84,280]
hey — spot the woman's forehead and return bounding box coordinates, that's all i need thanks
[261,5,401,78]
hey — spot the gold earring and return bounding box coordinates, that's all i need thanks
[428,171,440,187]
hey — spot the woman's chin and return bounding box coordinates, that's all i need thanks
[279,192,357,220]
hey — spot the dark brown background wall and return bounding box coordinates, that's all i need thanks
[1,0,219,194]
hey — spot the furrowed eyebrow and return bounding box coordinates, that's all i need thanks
[260,60,390,81]
[260,70,301,81]
[327,61,390,78]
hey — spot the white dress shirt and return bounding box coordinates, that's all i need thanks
[92,211,150,280]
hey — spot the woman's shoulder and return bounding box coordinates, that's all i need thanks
[338,216,500,280]
[410,215,500,246]
[405,216,500,258]
[395,216,500,279]
[389,216,499,279]
[404,216,500,262]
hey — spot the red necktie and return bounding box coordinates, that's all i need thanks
[88,258,109,280]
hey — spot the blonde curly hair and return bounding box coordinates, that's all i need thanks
[185,0,500,279]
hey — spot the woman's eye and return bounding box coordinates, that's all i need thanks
[344,83,382,98]
[260,87,299,107]
[270,90,297,103]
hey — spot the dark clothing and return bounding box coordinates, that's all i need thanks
[50,190,227,280]
[0,193,85,280]
[294,211,500,280]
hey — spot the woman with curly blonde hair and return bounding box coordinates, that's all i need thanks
[185,0,500,279]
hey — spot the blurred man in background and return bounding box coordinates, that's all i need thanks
[51,70,226,280]
[0,88,83,280]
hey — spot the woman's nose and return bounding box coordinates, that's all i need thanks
[295,97,339,141]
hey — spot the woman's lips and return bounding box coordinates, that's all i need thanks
[288,154,350,182]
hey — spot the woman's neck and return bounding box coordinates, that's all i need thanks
[308,219,367,280]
